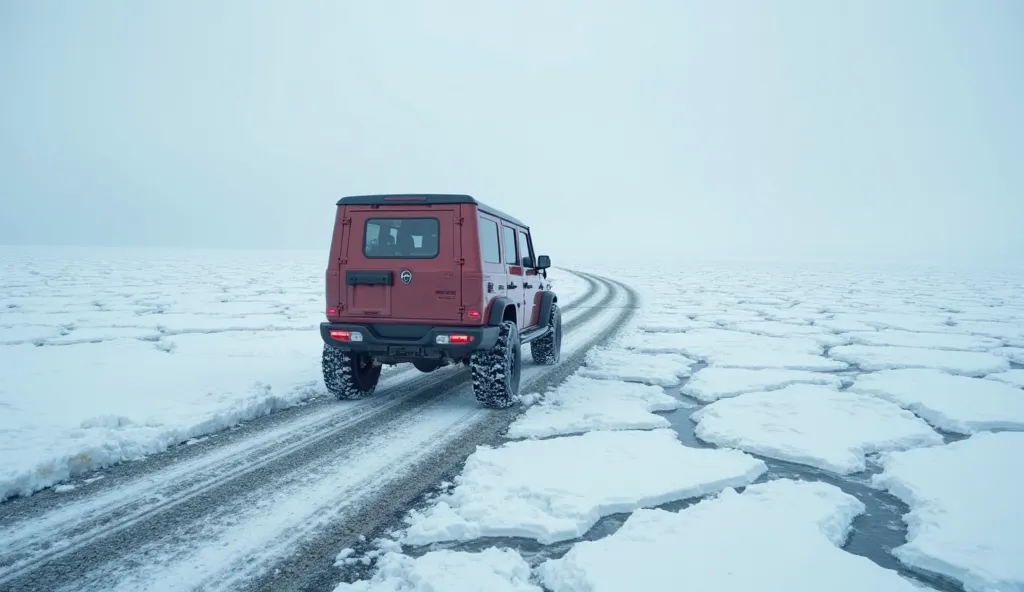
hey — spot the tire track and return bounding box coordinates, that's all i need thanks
[0,270,614,591]
[250,277,639,592]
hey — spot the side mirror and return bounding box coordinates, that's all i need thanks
[536,255,551,269]
[521,256,534,268]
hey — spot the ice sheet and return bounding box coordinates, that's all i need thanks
[538,479,923,592]
[873,432,1024,592]
[401,428,766,545]
[691,384,943,473]
[850,368,1024,434]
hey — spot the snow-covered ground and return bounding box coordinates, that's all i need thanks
[338,261,1024,592]
[0,246,594,501]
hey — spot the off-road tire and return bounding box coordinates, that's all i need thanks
[530,303,562,365]
[322,344,381,400]
[470,320,521,408]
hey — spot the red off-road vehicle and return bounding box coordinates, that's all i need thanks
[320,194,562,408]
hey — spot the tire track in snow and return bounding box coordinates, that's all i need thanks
[0,270,617,591]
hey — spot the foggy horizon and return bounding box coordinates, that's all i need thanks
[2,1,1022,265]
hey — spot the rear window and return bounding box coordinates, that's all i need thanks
[364,218,439,258]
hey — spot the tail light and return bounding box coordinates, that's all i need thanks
[436,334,473,345]
[466,309,481,321]
[329,330,363,342]
[327,307,338,316]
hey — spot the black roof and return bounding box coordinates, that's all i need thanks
[337,194,527,228]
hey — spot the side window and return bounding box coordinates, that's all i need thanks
[502,226,518,266]
[518,231,533,267]
[479,217,501,264]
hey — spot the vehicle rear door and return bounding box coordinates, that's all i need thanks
[338,206,463,322]
[501,223,526,330]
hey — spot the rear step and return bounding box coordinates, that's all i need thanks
[520,325,550,344]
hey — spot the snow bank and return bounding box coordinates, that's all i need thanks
[681,367,844,402]
[538,479,922,592]
[577,347,695,387]
[0,332,325,501]
[334,547,540,592]
[691,384,943,473]
[873,432,1024,592]
[850,368,1024,434]
[401,429,766,545]
[830,345,1009,377]
[843,329,1003,352]
[507,376,681,439]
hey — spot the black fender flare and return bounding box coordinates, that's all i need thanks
[486,297,517,326]
[536,291,558,327]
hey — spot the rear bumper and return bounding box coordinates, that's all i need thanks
[320,322,499,359]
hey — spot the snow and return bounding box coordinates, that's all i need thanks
[842,329,1004,352]
[872,432,1024,592]
[401,428,766,545]
[681,367,844,402]
[537,479,922,592]
[849,368,1024,434]
[830,345,1010,377]
[691,384,943,473]
[0,246,591,500]
[334,547,540,592]
[506,375,681,439]
[985,370,1024,388]
[991,346,1024,364]
[576,347,695,387]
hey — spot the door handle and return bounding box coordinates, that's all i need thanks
[508,282,518,289]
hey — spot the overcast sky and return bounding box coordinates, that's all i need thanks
[1,1,1021,264]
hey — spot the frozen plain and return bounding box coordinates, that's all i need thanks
[0,246,596,501]
[338,260,1024,592]
[3,248,1024,592]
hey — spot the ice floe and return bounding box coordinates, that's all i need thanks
[507,375,681,439]
[577,347,695,387]
[334,547,540,592]
[830,345,1009,377]
[691,384,943,473]
[850,368,1024,434]
[681,367,844,402]
[873,432,1024,592]
[538,479,924,592]
[401,429,766,545]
